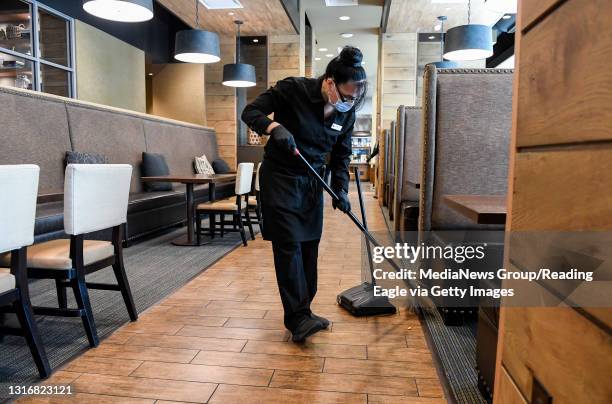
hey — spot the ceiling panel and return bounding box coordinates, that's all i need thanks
[386,0,505,33]
[157,0,296,35]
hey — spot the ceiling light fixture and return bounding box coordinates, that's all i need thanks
[319,47,328,52]
[174,0,220,63]
[443,1,493,61]
[326,54,334,57]
[484,0,517,13]
[341,33,353,38]
[315,57,321,61]
[82,0,154,22]
[253,38,259,43]
[431,16,459,68]
[222,20,256,87]
[199,0,243,10]
[428,35,435,39]
[339,16,350,21]
[502,14,512,19]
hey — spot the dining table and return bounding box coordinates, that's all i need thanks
[141,173,236,246]
[442,194,507,225]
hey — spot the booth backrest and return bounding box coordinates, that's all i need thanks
[419,67,513,231]
[0,86,219,194]
[393,106,422,223]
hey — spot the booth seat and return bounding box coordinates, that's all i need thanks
[0,86,233,245]
[418,66,513,400]
[392,106,422,233]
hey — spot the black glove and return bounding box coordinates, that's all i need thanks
[270,125,297,154]
[332,188,351,213]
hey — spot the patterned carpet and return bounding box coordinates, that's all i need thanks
[0,225,254,402]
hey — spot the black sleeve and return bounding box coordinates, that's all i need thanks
[329,121,354,192]
[241,78,291,135]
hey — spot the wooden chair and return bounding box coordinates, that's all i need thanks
[0,165,51,378]
[196,163,255,246]
[1,164,138,348]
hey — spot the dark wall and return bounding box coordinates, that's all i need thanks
[39,0,188,63]
[280,0,299,34]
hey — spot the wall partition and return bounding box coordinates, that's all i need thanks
[0,0,75,97]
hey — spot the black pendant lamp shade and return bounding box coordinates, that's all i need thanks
[174,0,220,64]
[430,16,460,68]
[175,30,221,63]
[443,24,493,61]
[82,0,154,22]
[442,0,493,61]
[222,20,257,88]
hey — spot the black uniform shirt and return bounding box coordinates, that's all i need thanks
[242,76,354,192]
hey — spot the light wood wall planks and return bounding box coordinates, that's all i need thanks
[268,34,302,87]
[494,0,612,403]
[206,35,237,168]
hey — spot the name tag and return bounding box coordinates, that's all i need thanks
[331,123,343,131]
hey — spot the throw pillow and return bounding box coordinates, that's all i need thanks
[195,154,215,175]
[142,152,172,192]
[212,158,231,174]
[65,151,108,165]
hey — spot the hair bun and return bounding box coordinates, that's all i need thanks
[339,46,363,68]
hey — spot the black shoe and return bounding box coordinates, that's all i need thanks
[310,313,330,329]
[291,318,324,342]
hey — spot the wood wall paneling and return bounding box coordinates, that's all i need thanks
[495,1,612,403]
[516,0,612,148]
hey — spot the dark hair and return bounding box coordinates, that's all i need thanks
[323,46,367,110]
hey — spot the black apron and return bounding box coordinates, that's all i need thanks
[259,159,324,242]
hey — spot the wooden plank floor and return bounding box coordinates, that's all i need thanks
[18,189,447,404]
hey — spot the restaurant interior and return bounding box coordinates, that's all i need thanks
[0,0,610,403]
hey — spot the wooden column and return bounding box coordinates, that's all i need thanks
[494,0,612,402]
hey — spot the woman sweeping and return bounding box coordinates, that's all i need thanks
[242,46,367,342]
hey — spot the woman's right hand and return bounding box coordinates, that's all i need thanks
[270,125,297,154]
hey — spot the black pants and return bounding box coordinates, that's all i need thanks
[272,239,320,332]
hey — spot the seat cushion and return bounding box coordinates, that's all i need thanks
[247,198,258,206]
[0,268,15,294]
[212,158,231,174]
[0,239,114,270]
[197,198,245,212]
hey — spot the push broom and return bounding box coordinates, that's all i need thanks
[295,149,398,316]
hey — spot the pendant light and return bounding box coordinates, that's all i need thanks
[443,0,493,61]
[82,0,154,22]
[222,21,256,87]
[174,0,220,64]
[431,16,459,68]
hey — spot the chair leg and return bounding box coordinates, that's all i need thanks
[13,294,52,378]
[55,279,67,309]
[71,278,99,347]
[210,213,216,239]
[244,209,255,240]
[236,213,247,246]
[113,261,138,322]
[220,213,225,238]
[196,211,202,245]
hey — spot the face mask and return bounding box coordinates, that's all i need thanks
[331,82,355,112]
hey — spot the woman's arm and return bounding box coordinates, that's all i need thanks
[328,122,354,193]
[241,80,289,135]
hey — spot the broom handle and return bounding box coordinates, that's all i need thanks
[294,149,402,273]
[353,166,377,286]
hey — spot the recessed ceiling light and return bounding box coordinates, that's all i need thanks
[428,35,435,39]
[228,12,234,15]
[341,33,353,38]
[315,57,321,61]
[502,14,512,19]
[148,73,153,76]
[252,38,259,43]
[339,16,350,21]
[319,47,328,52]
[326,54,334,57]
[199,0,243,10]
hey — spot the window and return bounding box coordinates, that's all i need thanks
[0,0,75,97]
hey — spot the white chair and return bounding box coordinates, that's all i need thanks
[0,165,51,378]
[196,163,255,246]
[1,164,138,347]
[247,162,262,225]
